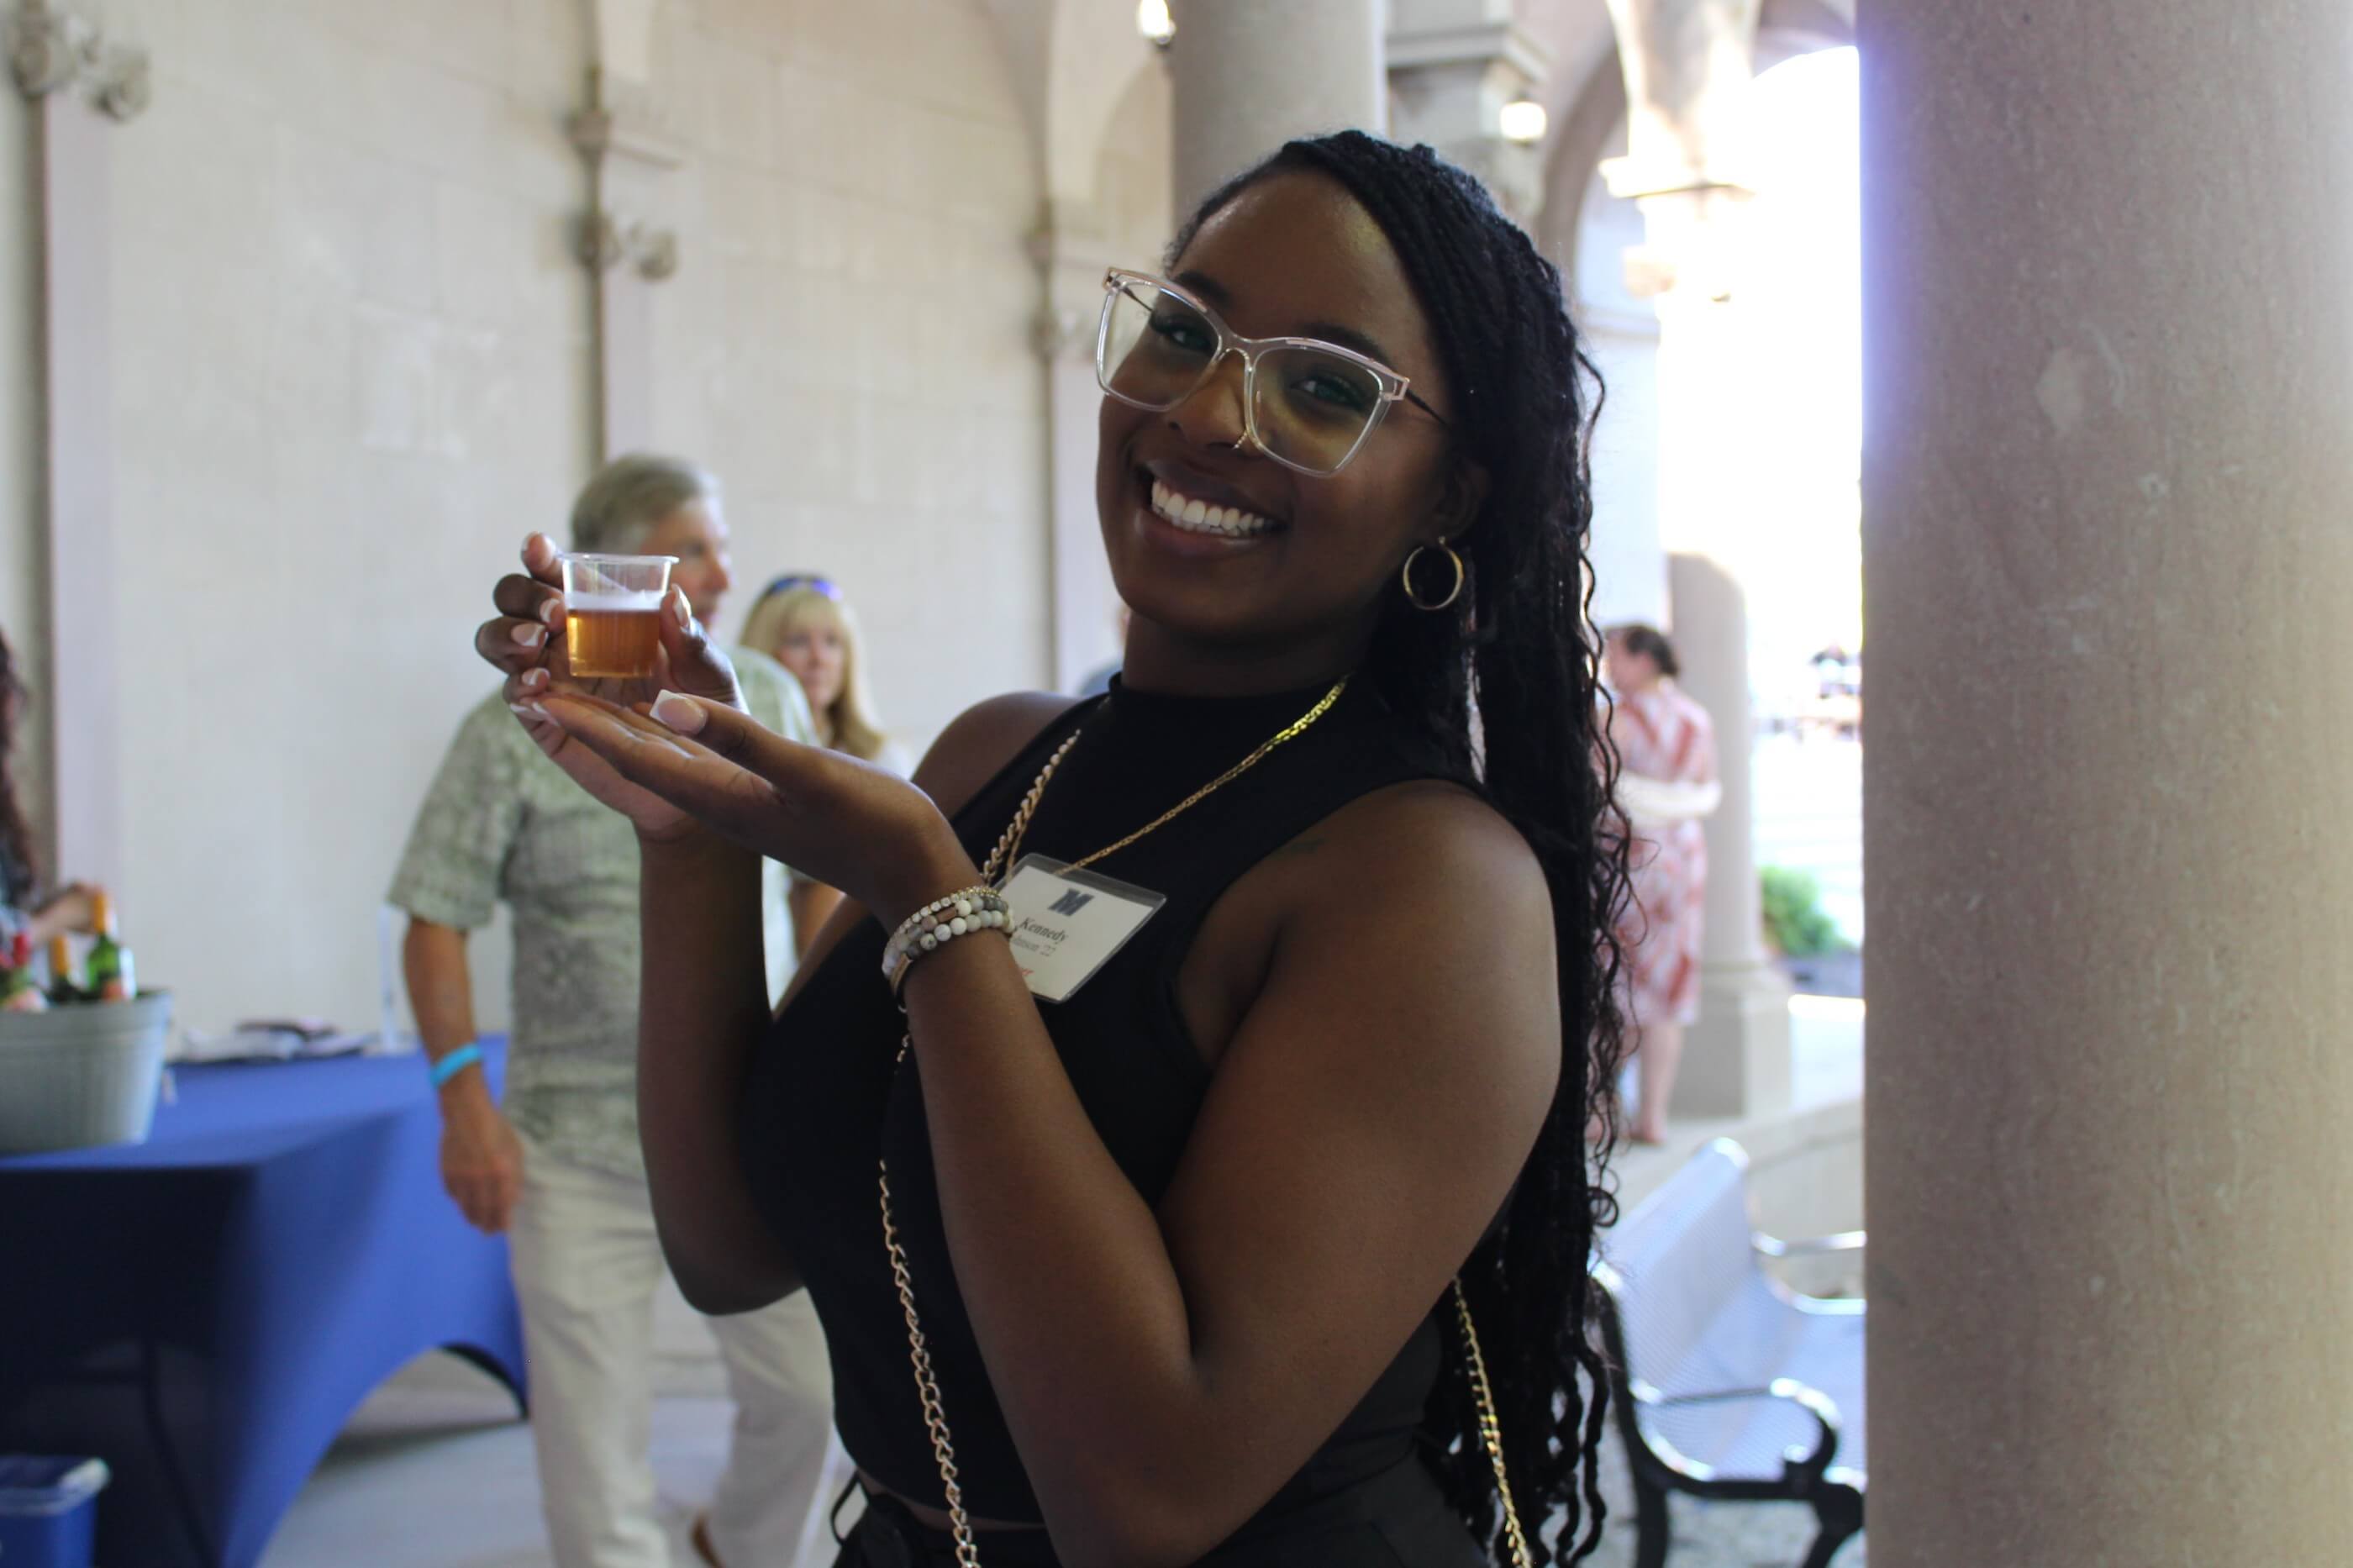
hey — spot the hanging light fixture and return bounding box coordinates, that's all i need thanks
[1135,0,1175,49]
[1499,97,1548,145]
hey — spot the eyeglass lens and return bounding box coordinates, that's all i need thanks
[1099,282,1385,476]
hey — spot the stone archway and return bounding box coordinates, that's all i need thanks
[1532,0,1852,287]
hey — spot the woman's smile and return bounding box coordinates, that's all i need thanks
[1124,455,1292,566]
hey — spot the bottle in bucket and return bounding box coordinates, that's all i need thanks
[560,554,676,679]
[46,934,82,1006]
[86,891,134,1002]
[1,931,45,1012]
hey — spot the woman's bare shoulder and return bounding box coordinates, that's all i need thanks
[911,692,1090,823]
[1303,779,1548,916]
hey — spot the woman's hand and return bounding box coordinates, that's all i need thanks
[535,690,979,927]
[474,533,746,839]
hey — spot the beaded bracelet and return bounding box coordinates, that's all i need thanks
[881,887,1013,997]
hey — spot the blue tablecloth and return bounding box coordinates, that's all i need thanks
[0,1045,527,1568]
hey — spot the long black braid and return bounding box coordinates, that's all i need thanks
[1172,132,1631,1564]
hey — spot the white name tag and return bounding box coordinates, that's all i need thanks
[998,855,1165,1002]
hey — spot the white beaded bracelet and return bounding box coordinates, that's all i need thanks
[882,887,1013,997]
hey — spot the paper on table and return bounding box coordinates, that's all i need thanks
[174,1023,375,1064]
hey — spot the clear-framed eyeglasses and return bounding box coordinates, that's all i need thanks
[1094,269,1450,478]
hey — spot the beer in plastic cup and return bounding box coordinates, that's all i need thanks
[560,554,676,678]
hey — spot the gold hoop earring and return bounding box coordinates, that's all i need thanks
[1401,540,1465,613]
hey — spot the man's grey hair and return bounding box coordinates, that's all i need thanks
[570,453,720,554]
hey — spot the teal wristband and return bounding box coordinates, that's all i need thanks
[429,1042,484,1089]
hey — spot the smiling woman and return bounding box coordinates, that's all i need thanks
[476,130,1629,1568]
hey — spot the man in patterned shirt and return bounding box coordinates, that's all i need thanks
[392,455,832,1568]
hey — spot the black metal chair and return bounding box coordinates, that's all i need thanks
[1592,1138,1866,1568]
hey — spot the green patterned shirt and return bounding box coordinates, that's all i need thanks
[388,650,815,1178]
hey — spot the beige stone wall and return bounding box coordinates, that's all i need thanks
[8,0,1048,1037]
[641,0,1045,746]
[1094,60,1172,269]
[85,0,593,1036]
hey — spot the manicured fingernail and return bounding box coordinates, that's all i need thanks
[521,668,548,692]
[539,598,562,626]
[508,701,549,723]
[670,587,692,629]
[650,690,705,734]
[511,623,545,648]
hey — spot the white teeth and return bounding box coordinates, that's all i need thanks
[1149,477,1277,539]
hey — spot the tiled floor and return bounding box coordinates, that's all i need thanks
[257,1347,737,1568]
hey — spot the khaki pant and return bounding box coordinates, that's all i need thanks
[509,1132,835,1568]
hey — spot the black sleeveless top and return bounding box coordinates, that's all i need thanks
[742,676,1474,1532]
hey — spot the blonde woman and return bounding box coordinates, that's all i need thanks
[742,576,911,952]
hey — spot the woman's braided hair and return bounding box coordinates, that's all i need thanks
[1172,132,1630,1563]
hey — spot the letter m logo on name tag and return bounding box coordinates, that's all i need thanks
[1047,888,1095,917]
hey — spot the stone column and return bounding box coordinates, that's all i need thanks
[1602,0,1789,1119]
[1861,3,2353,1561]
[1666,552,1789,1117]
[1167,0,1386,215]
[567,66,682,462]
[1601,0,1760,185]
[1029,200,1127,692]
[1386,0,1551,224]
[11,3,150,898]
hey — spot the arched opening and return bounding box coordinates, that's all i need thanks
[1553,39,1864,973]
[1734,45,1863,957]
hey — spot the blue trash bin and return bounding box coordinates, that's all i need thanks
[0,1457,109,1568]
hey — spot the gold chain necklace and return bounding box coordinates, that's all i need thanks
[875,675,1531,1568]
[981,676,1348,886]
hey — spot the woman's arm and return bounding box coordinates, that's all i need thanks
[635,691,1081,1314]
[898,783,1560,1567]
[635,826,800,1313]
[1615,771,1723,826]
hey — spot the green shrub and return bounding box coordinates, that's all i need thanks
[1761,866,1844,958]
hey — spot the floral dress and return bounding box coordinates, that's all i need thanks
[1613,683,1718,1029]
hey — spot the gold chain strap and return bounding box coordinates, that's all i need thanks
[979,734,1082,884]
[877,674,1527,1565]
[877,1133,984,1567]
[1450,1281,1533,1568]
